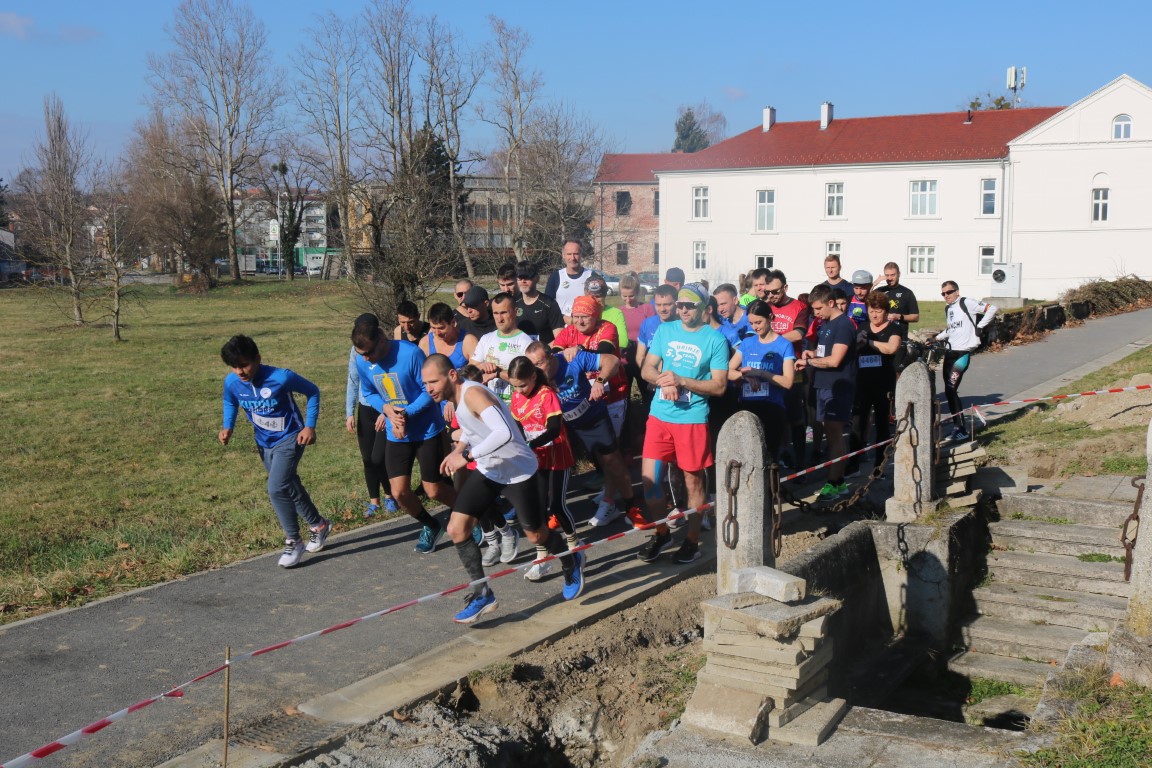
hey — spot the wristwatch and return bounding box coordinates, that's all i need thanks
[594,376,607,383]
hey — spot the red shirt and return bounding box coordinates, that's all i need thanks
[770,297,811,359]
[511,386,573,470]
[552,321,628,402]
[621,302,656,343]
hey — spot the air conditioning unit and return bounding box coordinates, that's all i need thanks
[989,263,1022,298]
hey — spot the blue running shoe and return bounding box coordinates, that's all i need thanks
[415,522,443,554]
[364,502,380,518]
[562,551,586,601]
[472,525,483,545]
[453,590,498,624]
[383,496,399,514]
[504,507,517,523]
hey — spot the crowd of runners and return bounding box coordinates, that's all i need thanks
[217,240,998,625]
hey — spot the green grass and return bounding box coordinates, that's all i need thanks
[639,650,707,727]
[968,677,1033,705]
[0,278,431,622]
[1021,663,1152,768]
[1078,553,1126,564]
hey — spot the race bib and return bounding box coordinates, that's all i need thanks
[742,381,769,399]
[815,344,826,357]
[658,386,691,403]
[524,427,553,447]
[252,413,286,432]
[860,354,881,368]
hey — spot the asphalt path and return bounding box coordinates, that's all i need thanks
[3,307,1151,768]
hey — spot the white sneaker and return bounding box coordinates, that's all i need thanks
[589,498,622,527]
[278,539,305,568]
[482,538,502,567]
[667,508,686,529]
[524,560,556,581]
[499,527,520,563]
[305,518,332,553]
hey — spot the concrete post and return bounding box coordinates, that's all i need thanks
[1107,419,1152,686]
[885,361,936,523]
[714,410,773,595]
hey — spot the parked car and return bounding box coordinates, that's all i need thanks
[306,265,322,277]
[637,271,659,293]
[603,274,622,295]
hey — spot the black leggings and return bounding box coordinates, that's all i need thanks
[942,350,972,429]
[356,404,389,499]
[540,467,575,536]
[853,384,893,465]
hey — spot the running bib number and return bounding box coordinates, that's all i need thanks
[815,344,826,357]
[742,381,769,399]
[859,354,882,369]
[523,427,553,447]
[658,386,691,403]
[251,414,286,432]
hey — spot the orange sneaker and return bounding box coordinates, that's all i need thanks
[625,506,648,529]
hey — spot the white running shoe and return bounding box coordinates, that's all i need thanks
[589,498,622,527]
[524,560,556,582]
[499,527,520,563]
[482,538,502,567]
[278,539,305,568]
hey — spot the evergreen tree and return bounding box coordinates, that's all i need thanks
[673,108,711,153]
[0,177,9,228]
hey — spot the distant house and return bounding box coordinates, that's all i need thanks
[0,228,23,282]
[594,74,1152,300]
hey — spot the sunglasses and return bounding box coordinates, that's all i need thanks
[765,288,784,296]
[455,291,466,298]
[675,302,700,310]
[516,273,535,280]
[941,289,957,297]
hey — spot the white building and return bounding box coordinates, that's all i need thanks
[599,75,1152,301]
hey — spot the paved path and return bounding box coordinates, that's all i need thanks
[3,307,1151,768]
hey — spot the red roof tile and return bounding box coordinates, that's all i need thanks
[594,107,1064,182]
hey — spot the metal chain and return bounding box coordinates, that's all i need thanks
[1122,475,1143,582]
[778,402,914,515]
[768,461,784,557]
[722,459,742,550]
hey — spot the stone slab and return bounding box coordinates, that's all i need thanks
[948,650,1055,688]
[769,697,847,746]
[999,492,1133,527]
[702,594,841,640]
[707,640,833,684]
[703,639,805,666]
[798,615,829,638]
[681,679,771,744]
[765,687,827,729]
[731,566,807,603]
[697,668,829,706]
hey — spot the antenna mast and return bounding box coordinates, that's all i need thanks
[1006,66,1027,108]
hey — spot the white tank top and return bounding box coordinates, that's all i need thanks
[456,380,539,484]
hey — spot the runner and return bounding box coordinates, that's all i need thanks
[853,290,905,471]
[636,283,729,564]
[422,354,586,624]
[393,300,430,345]
[351,317,457,553]
[553,295,630,437]
[218,334,331,568]
[514,260,565,344]
[421,302,477,370]
[937,282,998,442]
[346,313,399,518]
[756,269,810,468]
[727,300,795,460]
[471,292,537,404]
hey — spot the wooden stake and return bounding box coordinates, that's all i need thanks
[223,646,231,768]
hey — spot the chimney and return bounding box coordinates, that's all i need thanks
[820,101,834,130]
[762,106,776,132]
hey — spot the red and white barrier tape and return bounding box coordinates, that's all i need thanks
[1,503,713,768]
[937,382,1152,426]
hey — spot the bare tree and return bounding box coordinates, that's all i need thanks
[16,94,95,325]
[295,11,366,279]
[479,16,542,264]
[148,0,282,281]
[88,163,146,341]
[259,140,318,282]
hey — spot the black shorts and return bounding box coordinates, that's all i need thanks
[454,469,547,531]
[383,435,448,484]
[568,414,618,455]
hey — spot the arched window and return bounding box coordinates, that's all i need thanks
[1113,114,1133,140]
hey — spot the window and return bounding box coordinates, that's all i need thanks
[826,241,841,261]
[692,186,709,219]
[755,255,774,269]
[910,180,938,216]
[980,178,997,215]
[825,183,844,217]
[755,189,776,231]
[614,191,632,216]
[979,246,996,275]
[1092,188,1109,222]
[616,243,629,265]
[653,190,660,216]
[1113,114,1133,140]
[653,243,659,264]
[693,241,707,270]
[907,246,936,274]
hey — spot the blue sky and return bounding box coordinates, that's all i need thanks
[2,0,1150,183]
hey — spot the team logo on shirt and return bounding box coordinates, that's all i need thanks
[259,387,272,399]
[373,372,409,406]
[667,341,702,367]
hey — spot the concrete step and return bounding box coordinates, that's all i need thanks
[974,582,1127,632]
[960,615,1091,665]
[948,650,1053,688]
[999,493,1133,527]
[988,550,1130,598]
[989,519,1125,558]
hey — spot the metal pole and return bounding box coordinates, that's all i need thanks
[223,646,231,768]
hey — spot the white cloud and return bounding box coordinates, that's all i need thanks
[722,86,747,102]
[0,12,34,40]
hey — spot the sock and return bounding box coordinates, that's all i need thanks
[500,523,515,539]
[484,530,499,546]
[412,509,438,529]
[534,544,549,562]
[566,533,579,550]
[455,538,488,591]
[545,531,571,574]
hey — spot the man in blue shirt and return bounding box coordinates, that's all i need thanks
[637,283,729,565]
[219,335,331,568]
[352,316,457,554]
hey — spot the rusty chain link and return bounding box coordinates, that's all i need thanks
[1122,475,1143,582]
[778,402,914,516]
[768,461,784,557]
[722,459,742,550]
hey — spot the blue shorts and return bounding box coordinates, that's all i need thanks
[815,386,853,424]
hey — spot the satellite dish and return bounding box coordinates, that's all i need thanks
[992,269,1007,283]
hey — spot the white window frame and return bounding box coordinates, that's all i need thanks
[755,255,774,269]
[979,246,996,275]
[1092,188,1109,222]
[907,245,936,275]
[755,189,776,232]
[692,186,710,219]
[693,241,707,270]
[1113,114,1133,140]
[909,180,938,217]
[980,178,998,216]
[825,182,845,217]
[826,241,841,261]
